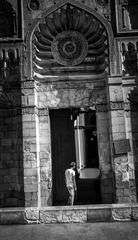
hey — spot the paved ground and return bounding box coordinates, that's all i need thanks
[0,222,138,240]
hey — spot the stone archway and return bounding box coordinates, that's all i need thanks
[32,3,109,81]
[24,0,115,206]
[26,0,115,79]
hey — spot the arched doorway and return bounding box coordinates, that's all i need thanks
[27,0,115,206]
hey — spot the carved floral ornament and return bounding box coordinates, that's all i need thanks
[32,3,109,80]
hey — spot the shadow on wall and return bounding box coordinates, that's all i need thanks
[0,49,24,207]
[128,78,138,201]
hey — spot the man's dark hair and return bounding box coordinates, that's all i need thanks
[70,162,76,167]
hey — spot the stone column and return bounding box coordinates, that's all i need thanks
[21,80,41,207]
[108,76,137,203]
[96,104,114,203]
[38,109,52,207]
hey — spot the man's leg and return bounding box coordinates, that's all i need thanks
[67,187,75,205]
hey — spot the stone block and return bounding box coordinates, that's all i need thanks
[25,200,38,207]
[24,184,38,192]
[111,205,131,221]
[111,110,124,118]
[25,208,39,222]
[25,193,32,201]
[0,211,26,224]
[112,132,126,140]
[62,209,87,223]
[132,205,138,220]
[39,116,48,122]
[24,168,37,176]
[97,112,108,120]
[24,176,38,185]
[30,144,37,152]
[112,124,125,133]
[23,122,36,129]
[109,86,123,102]
[87,207,111,222]
[40,209,62,223]
[28,95,35,105]
[24,160,37,168]
[39,136,49,144]
[22,114,33,122]
[40,144,50,152]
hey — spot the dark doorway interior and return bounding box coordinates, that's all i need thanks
[50,108,101,206]
[50,109,76,206]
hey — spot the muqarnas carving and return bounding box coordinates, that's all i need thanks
[32,3,108,79]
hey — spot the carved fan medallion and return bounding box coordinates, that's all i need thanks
[32,3,108,79]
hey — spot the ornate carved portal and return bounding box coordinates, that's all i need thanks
[32,3,109,80]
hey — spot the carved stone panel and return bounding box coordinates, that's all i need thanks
[32,3,108,80]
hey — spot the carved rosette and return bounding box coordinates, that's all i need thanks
[32,3,108,80]
[51,31,88,66]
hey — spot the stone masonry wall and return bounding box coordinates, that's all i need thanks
[39,111,52,207]
[97,111,114,203]
[122,78,138,202]
[21,81,40,207]
[36,80,114,205]
[0,110,24,207]
[108,77,137,203]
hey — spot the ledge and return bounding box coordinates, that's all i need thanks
[0,204,138,224]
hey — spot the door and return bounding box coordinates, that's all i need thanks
[50,109,76,206]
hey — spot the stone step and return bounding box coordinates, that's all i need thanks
[0,204,138,224]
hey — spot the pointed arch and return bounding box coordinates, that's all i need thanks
[26,0,115,79]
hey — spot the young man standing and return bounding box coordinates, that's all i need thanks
[65,162,77,205]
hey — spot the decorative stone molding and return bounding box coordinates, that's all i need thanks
[110,102,124,110]
[38,108,49,116]
[32,3,108,80]
[21,80,35,89]
[51,31,88,66]
[24,0,117,79]
[96,104,108,112]
[22,106,38,115]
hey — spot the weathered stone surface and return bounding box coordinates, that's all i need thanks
[87,207,112,222]
[25,208,39,223]
[112,205,131,221]
[131,205,138,220]
[0,211,26,225]
[40,209,62,223]
[62,209,87,223]
[109,86,123,102]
